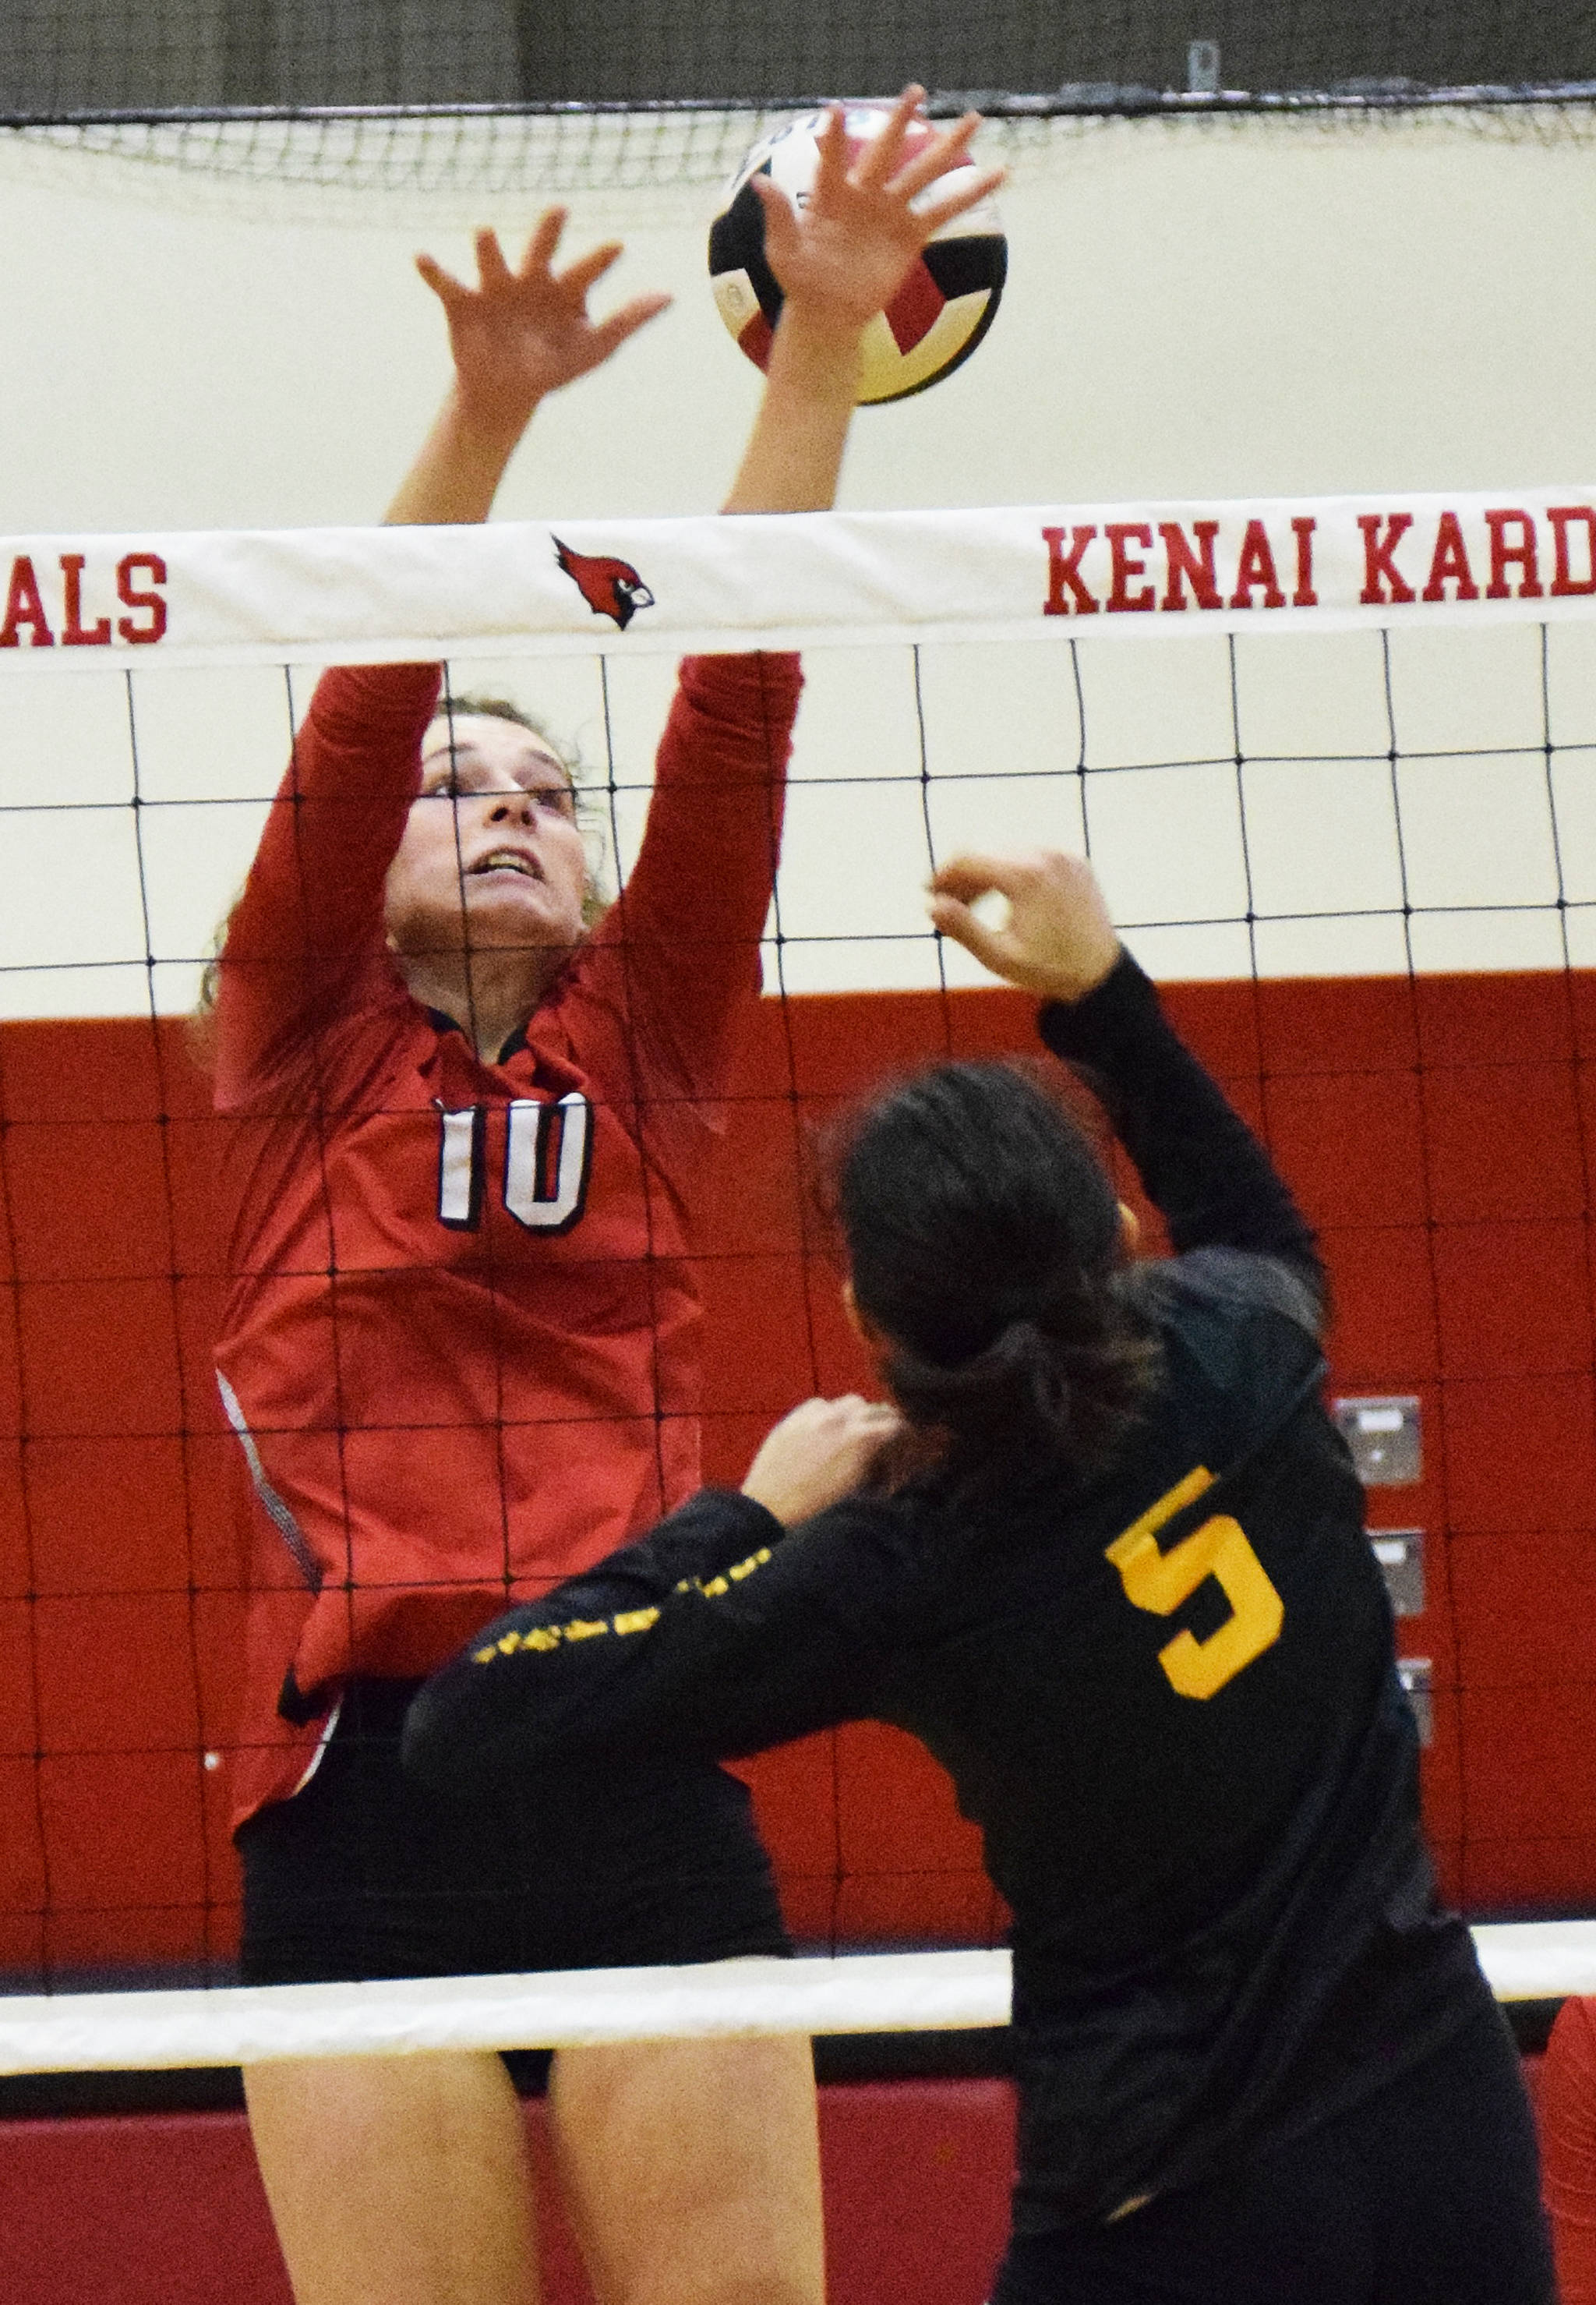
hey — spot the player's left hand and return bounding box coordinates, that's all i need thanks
[755,85,1005,335]
[741,1395,904,1524]
[415,214,672,441]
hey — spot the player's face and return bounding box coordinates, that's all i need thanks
[385,714,589,959]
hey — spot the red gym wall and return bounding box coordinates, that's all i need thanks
[1,968,1593,1978]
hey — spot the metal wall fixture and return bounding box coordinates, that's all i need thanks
[1334,1396,1421,1487]
[1371,1529,1425,1617]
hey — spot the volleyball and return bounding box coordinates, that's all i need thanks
[708,106,1006,405]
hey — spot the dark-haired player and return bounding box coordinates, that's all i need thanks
[212,93,1004,2305]
[408,850,1552,2303]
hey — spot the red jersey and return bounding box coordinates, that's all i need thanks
[213,652,799,1820]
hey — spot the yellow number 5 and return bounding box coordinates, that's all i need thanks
[1104,1466,1284,1700]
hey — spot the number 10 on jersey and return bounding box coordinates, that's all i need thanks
[436,1094,591,1235]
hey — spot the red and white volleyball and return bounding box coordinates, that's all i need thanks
[708,105,1006,405]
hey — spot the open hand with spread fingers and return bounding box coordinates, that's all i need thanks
[415,213,672,445]
[754,84,1005,336]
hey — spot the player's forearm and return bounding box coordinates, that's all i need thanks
[595,652,797,1081]
[228,666,440,951]
[403,1490,895,1791]
[383,385,536,525]
[1040,955,1322,1289]
[215,665,440,1083]
[401,1491,785,1790]
[721,308,863,514]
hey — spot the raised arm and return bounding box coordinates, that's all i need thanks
[930,851,1323,1308]
[210,663,441,1104]
[213,219,668,1097]
[721,87,1003,516]
[588,95,1005,1092]
[386,215,670,526]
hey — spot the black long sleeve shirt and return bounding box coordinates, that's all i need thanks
[405,953,1487,2232]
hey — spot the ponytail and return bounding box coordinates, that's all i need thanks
[885,1311,1156,1472]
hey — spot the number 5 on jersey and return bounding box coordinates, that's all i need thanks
[1105,1465,1284,1699]
[437,1094,591,1234]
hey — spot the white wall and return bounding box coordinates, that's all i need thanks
[0,111,1593,1010]
[4,115,1596,527]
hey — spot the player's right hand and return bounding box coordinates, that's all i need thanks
[740,1395,903,1525]
[415,214,671,439]
[754,86,1004,336]
[928,850,1123,1004]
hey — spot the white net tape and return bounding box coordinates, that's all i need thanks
[7,489,1596,1020]
[2,491,1592,666]
[0,1929,1587,2074]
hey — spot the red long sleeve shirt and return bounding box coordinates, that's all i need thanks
[213,651,799,1822]
[1541,1996,1596,2301]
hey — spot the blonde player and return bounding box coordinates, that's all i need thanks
[210,92,1002,2305]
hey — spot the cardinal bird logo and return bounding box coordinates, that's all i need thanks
[552,537,655,630]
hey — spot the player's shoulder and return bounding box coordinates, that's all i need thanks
[216,961,418,1112]
[1122,1248,1323,1451]
[1126,1246,1321,1344]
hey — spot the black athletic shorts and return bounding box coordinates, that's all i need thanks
[235,1678,791,2091]
[991,2003,1554,2305]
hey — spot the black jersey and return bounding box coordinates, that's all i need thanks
[405,954,1488,2233]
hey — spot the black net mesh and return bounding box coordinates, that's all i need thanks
[0,596,1594,1992]
[4,4,1594,211]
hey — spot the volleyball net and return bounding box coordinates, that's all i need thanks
[5,2,1596,217]
[2,493,1596,2065]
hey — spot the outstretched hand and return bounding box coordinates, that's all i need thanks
[415,214,671,441]
[741,1395,904,1525]
[756,86,1004,335]
[929,850,1123,1003]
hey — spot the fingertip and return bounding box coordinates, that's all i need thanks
[571,242,625,287]
[929,850,990,889]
